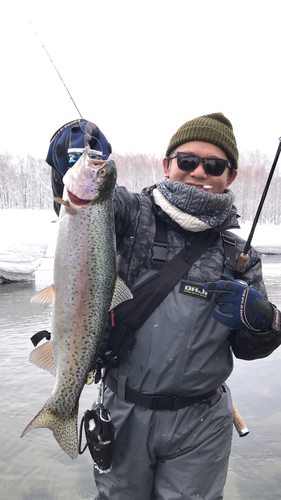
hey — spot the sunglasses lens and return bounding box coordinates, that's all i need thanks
[204,159,226,176]
[174,154,229,176]
[177,156,199,172]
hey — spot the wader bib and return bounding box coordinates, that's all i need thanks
[94,217,236,500]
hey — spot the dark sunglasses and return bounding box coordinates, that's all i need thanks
[169,152,232,177]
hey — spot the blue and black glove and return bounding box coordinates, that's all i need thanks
[204,275,280,333]
[46,119,112,176]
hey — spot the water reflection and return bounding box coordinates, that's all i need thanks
[225,254,281,500]
[0,256,280,500]
[0,265,98,500]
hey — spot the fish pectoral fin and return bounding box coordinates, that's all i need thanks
[29,340,56,376]
[54,197,77,215]
[86,371,95,385]
[31,285,56,306]
[110,275,133,310]
[54,197,68,206]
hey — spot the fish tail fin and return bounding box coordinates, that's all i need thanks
[21,405,79,459]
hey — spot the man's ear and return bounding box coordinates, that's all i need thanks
[226,168,237,188]
[163,157,170,178]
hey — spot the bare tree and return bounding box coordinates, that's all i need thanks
[232,150,281,224]
[111,152,164,192]
[0,149,280,224]
[0,154,53,209]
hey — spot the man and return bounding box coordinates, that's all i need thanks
[47,113,281,500]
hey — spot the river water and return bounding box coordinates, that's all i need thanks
[0,255,280,500]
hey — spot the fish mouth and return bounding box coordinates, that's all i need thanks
[67,191,93,206]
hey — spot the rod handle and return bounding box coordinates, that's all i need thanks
[233,403,249,437]
[236,253,249,274]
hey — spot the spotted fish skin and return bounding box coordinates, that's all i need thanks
[21,152,132,459]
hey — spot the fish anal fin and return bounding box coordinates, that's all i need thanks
[29,340,56,376]
[110,275,133,310]
[31,285,56,306]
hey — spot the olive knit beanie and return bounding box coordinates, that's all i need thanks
[166,112,239,169]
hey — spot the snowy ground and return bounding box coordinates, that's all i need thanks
[0,209,280,281]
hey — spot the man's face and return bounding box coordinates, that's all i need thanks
[163,141,237,194]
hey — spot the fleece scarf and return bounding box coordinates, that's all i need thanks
[153,178,237,232]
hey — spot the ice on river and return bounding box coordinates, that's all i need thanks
[0,209,58,281]
[0,209,280,281]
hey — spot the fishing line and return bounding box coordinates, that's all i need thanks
[29,21,83,118]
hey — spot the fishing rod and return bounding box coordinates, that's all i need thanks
[29,21,83,118]
[236,137,281,276]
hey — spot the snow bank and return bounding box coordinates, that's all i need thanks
[231,222,281,254]
[0,210,280,281]
[0,209,58,281]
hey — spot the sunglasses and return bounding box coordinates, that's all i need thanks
[68,148,103,165]
[169,152,232,177]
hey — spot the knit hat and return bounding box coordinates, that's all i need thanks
[166,112,239,169]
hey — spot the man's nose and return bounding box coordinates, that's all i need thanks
[190,162,207,178]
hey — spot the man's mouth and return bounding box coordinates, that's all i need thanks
[186,182,213,191]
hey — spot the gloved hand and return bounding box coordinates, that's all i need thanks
[46,119,112,176]
[204,275,274,332]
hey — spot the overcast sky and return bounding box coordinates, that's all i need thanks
[1,0,281,165]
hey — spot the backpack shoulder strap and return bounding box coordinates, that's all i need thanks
[221,231,237,278]
[151,214,168,269]
[114,229,219,331]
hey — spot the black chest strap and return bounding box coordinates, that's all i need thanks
[151,215,168,270]
[221,232,237,278]
[114,228,219,331]
[152,215,239,278]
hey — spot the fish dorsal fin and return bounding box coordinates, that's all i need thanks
[110,276,133,310]
[29,340,56,376]
[31,285,56,306]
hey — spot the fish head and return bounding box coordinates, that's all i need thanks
[94,160,117,201]
[62,148,117,209]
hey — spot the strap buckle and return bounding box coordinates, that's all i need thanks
[222,233,236,246]
[151,395,177,411]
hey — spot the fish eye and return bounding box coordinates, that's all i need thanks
[99,168,106,177]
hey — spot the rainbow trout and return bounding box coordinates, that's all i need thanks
[21,149,132,459]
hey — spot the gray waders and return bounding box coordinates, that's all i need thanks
[94,221,238,499]
[94,385,233,500]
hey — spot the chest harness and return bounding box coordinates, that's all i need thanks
[94,215,239,409]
